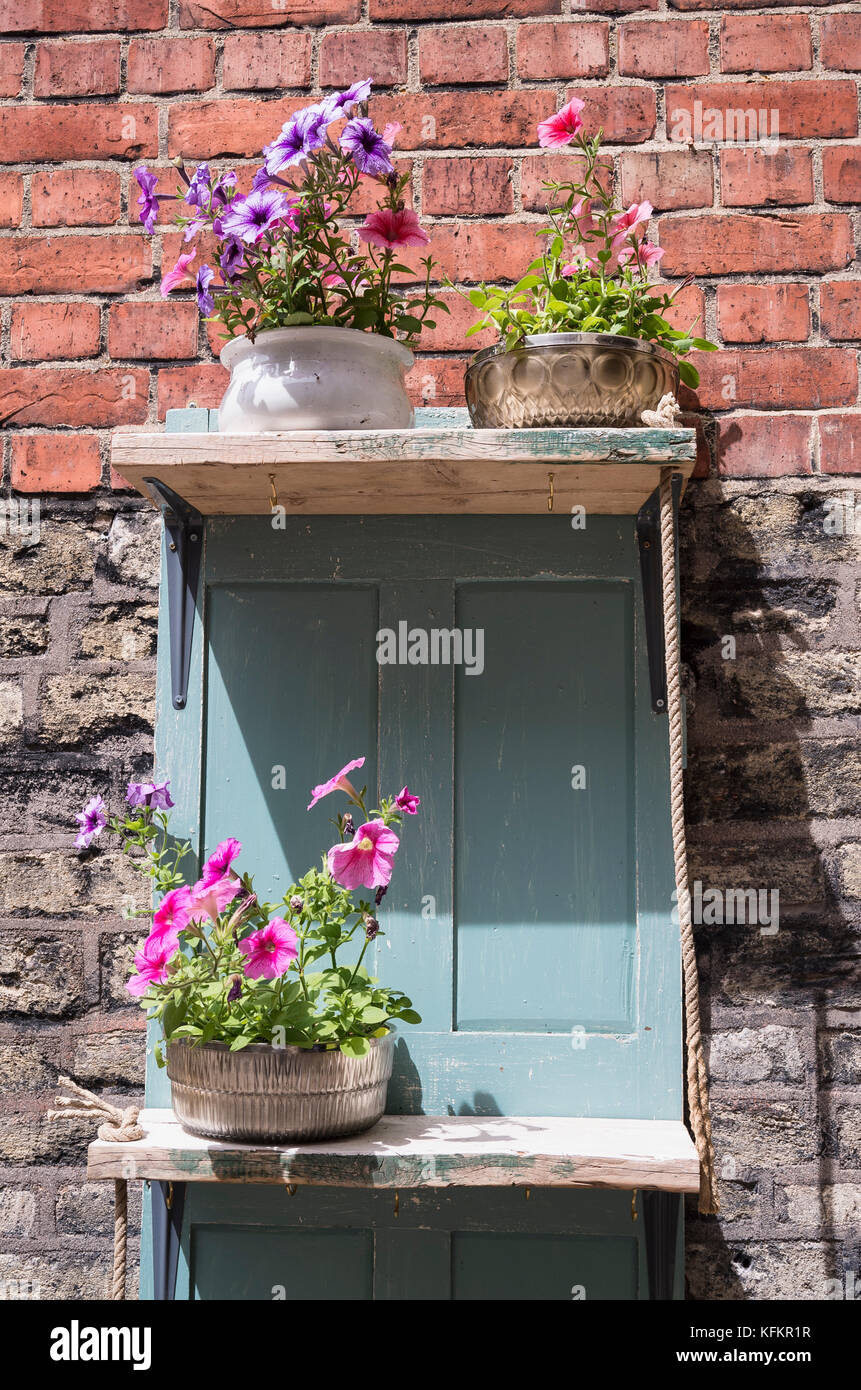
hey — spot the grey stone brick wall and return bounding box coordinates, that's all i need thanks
[0,479,859,1300]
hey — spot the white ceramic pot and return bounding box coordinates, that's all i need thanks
[218,326,415,432]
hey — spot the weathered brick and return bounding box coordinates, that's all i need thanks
[34,39,120,96]
[10,302,101,361]
[819,414,861,475]
[321,29,407,88]
[821,282,861,342]
[720,15,812,73]
[819,1030,861,1086]
[712,1099,818,1168]
[30,169,121,227]
[10,435,102,494]
[222,33,311,90]
[0,1039,60,1090]
[157,363,227,418]
[0,932,82,1012]
[128,37,215,94]
[618,19,709,76]
[0,41,24,96]
[710,1025,804,1083]
[0,104,157,162]
[667,80,857,142]
[0,1251,108,1300]
[108,302,198,361]
[422,156,513,216]
[565,85,655,142]
[0,368,149,428]
[822,147,861,204]
[0,1189,36,1238]
[0,171,22,228]
[716,284,810,343]
[716,413,813,477]
[79,603,158,661]
[72,1030,146,1086]
[0,235,151,294]
[516,21,609,79]
[820,15,861,73]
[370,0,561,15]
[619,149,712,211]
[179,0,360,26]
[720,147,813,207]
[0,617,49,658]
[837,1106,861,1164]
[686,1239,838,1302]
[420,24,508,85]
[0,518,98,597]
[39,674,155,747]
[779,1184,861,1232]
[659,214,853,276]
[103,511,161,587]
[720,650,861,720]
[0,681,22,746]
[0,0,167,32]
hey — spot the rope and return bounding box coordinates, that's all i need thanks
[47,1076,144,1299]
[659,468,720,1216]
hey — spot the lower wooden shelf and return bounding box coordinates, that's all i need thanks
[88,1109,699,1193]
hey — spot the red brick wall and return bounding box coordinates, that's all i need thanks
[0,1,858,488]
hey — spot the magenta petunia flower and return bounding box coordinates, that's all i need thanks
[126,934,179,996]
[340,117,394,179]
[238,917,299,980]
[188,872,240,925]
[328,819,399,891]
[151,885,193,944]
[537,97,586,148]
[395,785,420,815]
[75,795,107,849]
[126,779,174,810]
[307,756,365,811]
[161,250,196,296]
[358,208,430,250]
[201,838,242,886]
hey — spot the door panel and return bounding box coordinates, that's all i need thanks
[452,1232,638,1301]
[193,1227,373,1301]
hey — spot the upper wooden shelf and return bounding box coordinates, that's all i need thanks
[111,426,697,517]
[87,1110,699,1193]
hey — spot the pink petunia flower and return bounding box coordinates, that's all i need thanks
[238,917,299,980]
[160,250,196,297]
[381,122,401,148]
[126,934,179,996]
[188,872,240,924]
[200,838,242,887]
[358,208,430,251]
[150,885,193,946]
[636,241,665,268]
[609,200,653,252]
[537,97,586,149]
[395,786,420,816]
[328,819,399,891]
[307,757,365,811]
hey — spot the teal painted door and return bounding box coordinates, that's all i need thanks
[141,422,683,1300]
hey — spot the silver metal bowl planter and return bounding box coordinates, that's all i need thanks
[465,332,680,430]
[166,1033,395,1144]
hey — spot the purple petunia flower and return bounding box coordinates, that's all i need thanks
[220,187,290,244]
[211,171,236,208]
[196,264,215,315]
[75,795,107,849]
[327,78,372,116]
[184,163,212,209]
[127,779,174,811]
[264,102,331,176]
[339,117,394,179]
[134,167,160,234]
[219,236,245,281]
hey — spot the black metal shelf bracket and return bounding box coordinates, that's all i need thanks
[143,476,203,711]
[636,473,682,716]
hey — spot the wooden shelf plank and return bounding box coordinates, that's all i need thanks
[87,1110,700,1193]
[111,427,697,517]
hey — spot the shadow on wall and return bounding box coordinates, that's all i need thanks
[678,468,861,1301]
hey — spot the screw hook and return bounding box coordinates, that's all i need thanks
[547,472,555,513]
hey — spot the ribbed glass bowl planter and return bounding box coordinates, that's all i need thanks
[166,1033,395,1143]
[465,332,680,429]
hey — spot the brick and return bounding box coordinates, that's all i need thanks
[157,364,227,418]
[371,0,561,15]
[821,282,861,342]
[420,25,508,85]
[10,435,102,493]
[618,19,709,77]
[406,355,466,409]
[692,348,856,412]
[820,15,861,73]
[819,415,861,475]
[710,1025,804,1083]
[128,37,215,95]
[565,85,656,143]
[368,91,553,151]
[666,81,857,142]
[0,369,149,428]
[0,0,167,32]
[109,302,199,360]
[516,21,609,79]
[418,291,497,352]
[34,40,120,96]
[420,221,548,283]
[321,30,407,88]
[720,147,813,208]
[30,170,121,227]
[0,171,22,228]
[179,0,360,26]
[716,414,813,477]
[659,214,853,276]
[520,151,612,212]
[0,105,157,163]
[720,16,812,73]
[169,97,308,158]
[619,149,712,211]
[716,284,809,344]
[0,41,24,96]
[10,302,101,361]
[823,147,861,205]
[422,156,513,216]
[222,33,312,91]
[0,235,151,294]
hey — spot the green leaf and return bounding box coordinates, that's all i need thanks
[678,359,700,389]
[359,1005,388,1024]
[229,1035,254,1051]
[396,1009,422,1025]
[692,337,718,351]
[340,1035,371,1058]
